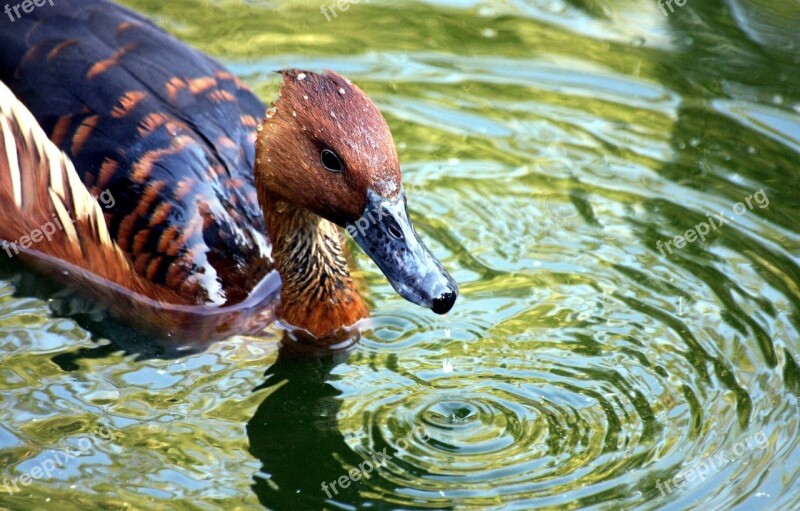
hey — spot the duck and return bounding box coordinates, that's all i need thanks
[0,0,457,344]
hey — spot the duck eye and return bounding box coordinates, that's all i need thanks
[320,149,343,173]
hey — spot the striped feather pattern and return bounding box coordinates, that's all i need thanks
[0,80,185,304]
[0,0,272,305]
[0,80,280,341]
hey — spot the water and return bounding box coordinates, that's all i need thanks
[1,0,799,509]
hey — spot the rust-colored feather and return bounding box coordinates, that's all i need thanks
[71,114,100,155]
[111,91,146,118]
[0,81,184,304]
[0,81,279,341]
[86,43,138,80]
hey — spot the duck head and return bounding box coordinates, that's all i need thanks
[255,69,457,325]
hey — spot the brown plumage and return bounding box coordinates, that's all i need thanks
[256,70,402,224]
[254,70,408,338]
[0,81,170,300]
[0,2,457,345]
[260,189,369,338]
[0,74,373,341]
[0,81,279,341]
[0,64,459,343]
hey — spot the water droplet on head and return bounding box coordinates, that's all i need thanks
[338,88,346,95]
[297,72,306,81]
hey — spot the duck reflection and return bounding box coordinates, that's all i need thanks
[246,338,446,511]
[247,341,369,510]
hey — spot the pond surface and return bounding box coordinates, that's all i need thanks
[1,0,799,510]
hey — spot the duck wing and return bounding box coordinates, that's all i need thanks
[0,0,272,305]
[0,80,280,341]
[0,79,186,303]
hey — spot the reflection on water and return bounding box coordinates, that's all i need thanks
[247,348,439,510]
[1,0,799,510]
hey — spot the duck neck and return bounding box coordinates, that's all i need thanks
[260,190,368,339]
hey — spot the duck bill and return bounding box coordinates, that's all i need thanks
[346,189,458,314]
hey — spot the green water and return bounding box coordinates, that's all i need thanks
[2,0,800,509]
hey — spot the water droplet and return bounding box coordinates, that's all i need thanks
[338,87,346,95]
[266,107,277,119]
[291,110,296,118]
[276,201,288,213]
[256,124,263,132]
[297,72,306,81]
[443,359,454,373]
[481,28,497,38]
[330,111,336,119]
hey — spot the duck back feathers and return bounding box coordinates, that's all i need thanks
[0,0,271,305]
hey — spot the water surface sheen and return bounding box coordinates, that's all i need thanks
[1,1,799,510]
